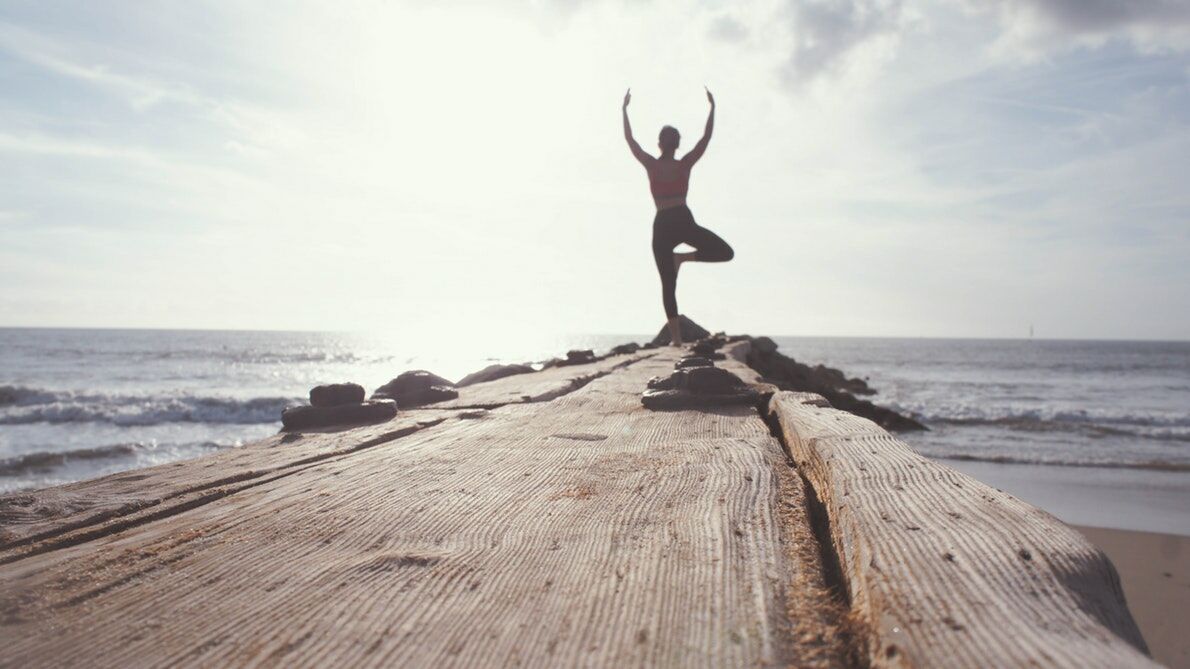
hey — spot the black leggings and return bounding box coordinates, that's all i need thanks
[652,205,733,319]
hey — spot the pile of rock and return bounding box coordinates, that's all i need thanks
[641,355,762,410]
[688,335,728,360]
[281,382,397,431]
[372,371,458,407]
[743,336,926,432]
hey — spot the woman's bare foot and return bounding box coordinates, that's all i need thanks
[666,315,683,346]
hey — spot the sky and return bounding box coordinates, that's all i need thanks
[0,0,1187,340]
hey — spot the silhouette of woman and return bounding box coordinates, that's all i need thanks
[623,87,733,346]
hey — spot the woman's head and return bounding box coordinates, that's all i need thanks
[659,125,680,152]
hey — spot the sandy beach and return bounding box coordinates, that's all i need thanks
[941,459,1190,537]
[1076,526,1190,669]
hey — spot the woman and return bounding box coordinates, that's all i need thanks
[622,87,733,346]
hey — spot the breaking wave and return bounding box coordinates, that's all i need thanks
[899,402,1190,442]
[0,385,296,426]
[922,452,1190,472]
[0,441,221,477]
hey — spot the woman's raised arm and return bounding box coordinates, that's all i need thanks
[683,87,715,165]
[622,88,651,166]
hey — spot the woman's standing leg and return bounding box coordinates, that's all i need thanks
[652,218,683,344]
[653,234,679,318]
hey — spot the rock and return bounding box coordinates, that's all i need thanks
[690,336,727,355]
[675,355,714,369]
[684,366,745,394]
[642,360,760,410]
[828,394,923,432]
[611,342,641,355]
[646,374,681,391]
[689,348,725,360]
[642,385,760,410]
[456,363,535,387]
[563,349,597,365]
[309,383,365,407]
[372,370,459,407]
[650,316,711,346]
[743,338,924,431]
[751,336,778,355]
[281,400,397,431]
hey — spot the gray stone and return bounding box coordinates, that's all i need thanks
[675,356,714,369]
[309,383,365,407]
[751,336,778,355]
[641,364,758,410]
[563,349,597,365]
[650,316,711,346]
[372,370,459,407]
[684,366,746,394]
[690,337,727,355]
[281,400,397,431]
[646,374,681,391]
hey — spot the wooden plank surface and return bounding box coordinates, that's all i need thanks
[0,351,847,668]
[0,414,457,557]
[768,391,1157,668]
[425,350,654,409]
[0,351,651,555]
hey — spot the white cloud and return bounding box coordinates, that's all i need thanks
[968,0,1190,57]
[779,0,907,81]
[0,21,206,110]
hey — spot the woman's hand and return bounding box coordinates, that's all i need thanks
[623,88,632,109]
[705,86,715,107]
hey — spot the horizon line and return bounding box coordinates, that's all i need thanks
[0,324,1186,344]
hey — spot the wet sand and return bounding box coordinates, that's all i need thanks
[940,458,1190,537]
[1076,526,1190,669]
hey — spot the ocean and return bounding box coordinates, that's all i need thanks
[2,329,1188,504]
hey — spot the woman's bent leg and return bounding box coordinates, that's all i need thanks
[684,223,734,263]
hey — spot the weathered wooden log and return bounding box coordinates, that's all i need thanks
[767,391,1156,668]
[0,350,849,668]
[0,412,450,554]
[0,343,1157,668]
[428,350,652,409]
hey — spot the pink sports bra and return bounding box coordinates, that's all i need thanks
[649,170,689,200]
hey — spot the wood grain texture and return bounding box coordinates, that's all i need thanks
[0,352,846,668]
[721,341,764,385]
[0,352,652,555]
[768,391,1157,668]
[425,351,654,409]
[0,414,453,556]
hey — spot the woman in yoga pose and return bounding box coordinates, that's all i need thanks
[622,87,733,346]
